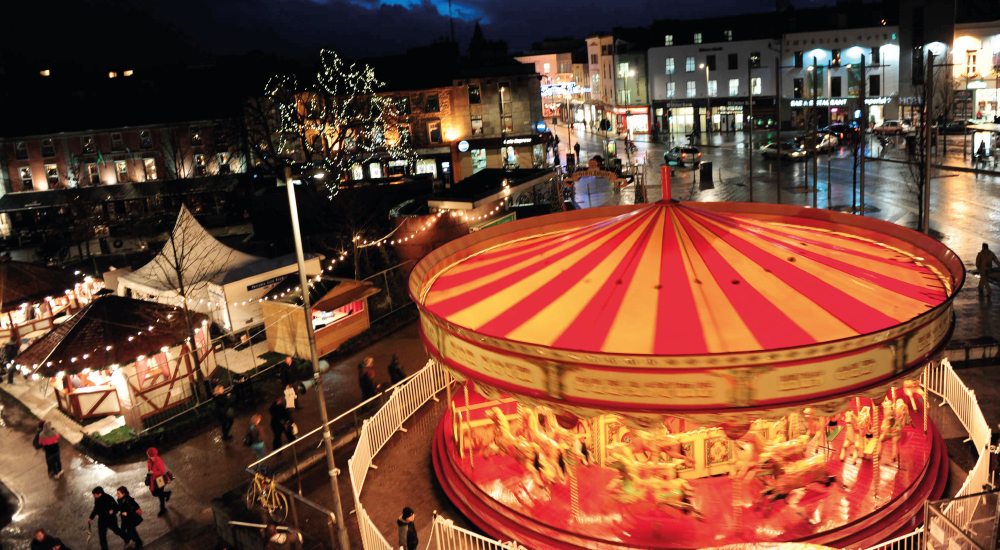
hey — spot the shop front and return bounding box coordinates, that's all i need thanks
[612,106,650,136]
[455,134,552,183]
[788,96,894,130]
[971,83,998,121]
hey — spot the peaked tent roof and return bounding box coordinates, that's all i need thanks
[0,259,85,313]
[118,205,261,296]
[16,295,208,377]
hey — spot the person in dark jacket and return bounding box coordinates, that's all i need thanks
[38,421,63,478]
[116,486,143,549]
[32,529,71,550]
[358,357,378,400]
[396,507,418,550]
[213,385,235,440]
[88,487,129,550]
[387,355,405,386]
[268,398,295,451]
[246,414,267,469]
[279,356,296,388]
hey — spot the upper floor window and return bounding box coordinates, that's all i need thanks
[471,115,483,136]
[706,55,716,71]
[749,52,761,69]
[82,136,95,154]
[15,142,28,160]
[143,159,157,181]
[398,97,411,115]
[729,79,740,96]
[831,76,842,97]
[793,78,804,99]
[728,54,738,70]
[19,167,33,190]
[618,62,630,78]
[41,139,55,158]
[966,50,978,76]
[794,52,803,68]
[111,132,125,151]
[217,152,231,174]
[694,33,702,44]
[665,58,675,75]
[190,127,202,146]
[751,77,762,95]
[502,115,514,133]
[87,164,100,186]
[45,164,59,185]
[193,154,207,176]
[425,94,440,113]
[543,63,551,74]
[667,82,676,98]
[724,30,733,41]
[601,45,607,55]
[869,75,881,96]
[871,47,880,65]
[115,160,129,182]
[831,49,842,67]
[708,80,718,97]
[591,54,598,65]
[468,84,481,105]
[686,81,696,97]
[664,35,673,46]
[686,57,695,72]
[139,130,152,149]
[427,121,442,143]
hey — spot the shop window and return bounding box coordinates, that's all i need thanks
[416,159,438,178]
[136,353,171,390]
[471,149,487,174]
[471,115,483,135]
[749,52,761,69]
[18,168,32,190]
[664,35,673,46]
[115,160,129,183]
[617,62,629,78]
[45,164,58,186]
[706,55,716,71]
[144,159,157,180]
[724,30,732,41]
[82,136,95,154]
[190,126,203,145]
[543,63,551,74]
[831,76,842,97]
[139,130,152,149]
[794,52,803,68]
[369,163,382,179]
[501,146,519,169]
[966,50,978,76]
[351,164,364,180]
[871,47,880,65]
[728,54,738,70]
[499,81,511,105]
[502,115,514,133]
[793,78,804,99]
[667,82,676,98]
[425,94,440,112]
[686,57,695,72]
[694,33,702,44]
[87,164,100,186]
[729,79,739,96]
[686,81,696,98]
[111,132,125,151]
[468,84,481,105]
[41,139,55,158]
[832,49,841,67]
[217,152,230,174]
[15,141,28,160]
[665,58,674,75]
[751,78,762,95]
[708,80,718,97]
[869,75,880,96]
[194,154,207,175]
[590,54,597,64]
[427,121,442,143]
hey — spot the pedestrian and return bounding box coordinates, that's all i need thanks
[573,142,581,162]
[977,141,987,169]
[245,413,267,467]
[213,385,235,441]
[284,384,297,411]
[397,507,418,550]
[387,354,405,386]
[279,356,296,388]
[263,522,302,550]
[358,357,378,402]
[268,397,295,451]
[145,448,172,517]
[116,486,144,549]
[32,528,71,550]
[37,421,63,478]
[88,487,129,550]
[977,243,1000,298]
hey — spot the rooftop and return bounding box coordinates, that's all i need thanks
[426,168,555,210]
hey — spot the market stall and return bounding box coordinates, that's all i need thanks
[0,258,101,347]
[14,296,216,429]
[260,275,379,358]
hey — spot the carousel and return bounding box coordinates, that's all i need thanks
[409,173,963,550]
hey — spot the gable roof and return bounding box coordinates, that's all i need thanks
[0,259,85,313]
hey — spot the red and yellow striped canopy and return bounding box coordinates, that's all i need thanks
[421,201,953,356]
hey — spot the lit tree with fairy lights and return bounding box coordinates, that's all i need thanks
[253,49,414,196]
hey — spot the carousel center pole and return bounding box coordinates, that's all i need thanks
[661,164,672,201]
[872,397,880,498]
[923,364,929,436]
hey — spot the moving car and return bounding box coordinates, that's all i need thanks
[937,120,971,135]
[873,120,912,135]
[664,146,702,167]
[796,133,839,153]
[760,142,807,160]
[821,122,860,141]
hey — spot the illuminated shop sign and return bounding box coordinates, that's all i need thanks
[540,83,592,97]
[790,98,849,107]
[502,138,533,145]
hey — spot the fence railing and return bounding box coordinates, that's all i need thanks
[426,513,519,550]
[348,359,450,550]
[926,358,992,452]
[862,527,924,550]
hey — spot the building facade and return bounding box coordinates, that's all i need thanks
[611,38,651,136]
[952,21,1000,122]
[586,35,616,129]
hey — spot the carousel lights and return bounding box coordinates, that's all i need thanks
[106,346,112,351]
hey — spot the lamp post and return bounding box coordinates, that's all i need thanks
[700,63,711,135]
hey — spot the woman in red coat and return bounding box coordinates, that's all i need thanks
[146,448,171,516]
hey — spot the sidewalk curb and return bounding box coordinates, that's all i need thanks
[866,155,1000,176]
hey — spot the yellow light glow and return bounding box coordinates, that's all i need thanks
[445,130,459,141]
[40,70,50,77]
[108,71,118,79]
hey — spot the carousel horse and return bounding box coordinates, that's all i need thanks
[484,407,561,486]
[902,380,925,411]
[537,407,591,467]
[757,453,837,514]
[803,408,830,452]
[604,450,703,520]
[839,410,866,465]
[879,398,913,464]
[624,427,693,467]
[519,408,567,481]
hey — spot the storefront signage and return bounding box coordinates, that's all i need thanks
[457,140,470,152]
[864,97,892,105]
[535,121,547,132]
[502,138,533,145]
[899,97,923,106]
[697,47,724,52]
[541,83,591,97]
[967,81,987,89]
[790,98,848,107]
[247,276,286,292]
[612,106,649,115]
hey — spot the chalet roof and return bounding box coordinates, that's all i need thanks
[0,259,85,313]
[262,275,379,312]
[15,295,207,376]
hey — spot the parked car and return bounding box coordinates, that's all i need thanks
[873,120,912,135]
[760,142,807,160]
[664,146,702,167]
[937,120,971,135]
[821,122,859,142]
[796,133,839,153]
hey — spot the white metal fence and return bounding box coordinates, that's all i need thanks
[926,358,992,452]
[425,513,522,550]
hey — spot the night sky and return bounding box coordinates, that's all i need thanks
[7,0,839,67]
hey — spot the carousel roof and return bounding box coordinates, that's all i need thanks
[16,296,208,376]
[0,259,84,313]
[420,201,955,356]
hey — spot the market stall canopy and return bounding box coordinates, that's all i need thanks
[0,258,86,313]
[16,295,208,377]
[117,205,261,298]
[262,275,380,311]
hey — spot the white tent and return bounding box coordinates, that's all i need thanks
[117,205,262,313]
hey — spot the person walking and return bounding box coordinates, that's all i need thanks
[245,414,267,468]
[573,142,581,163]
[145,448,172,517]
[31,528,71,550]
[116,486,144,549]
[36,421,63,478]
[213,385,235,441]
[977,141,988,169]
[397,507,418,550]
[358,357,378,402]
[268,398,295,451]
[88,487,129,550]
[977,243,1000,298]
[279,356,296,389]
[387,355,405,386]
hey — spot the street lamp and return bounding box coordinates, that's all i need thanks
[700,63,711,134]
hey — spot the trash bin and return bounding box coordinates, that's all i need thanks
[905,135,916,156]
[233,374,254,407]
[700,161,713,182]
